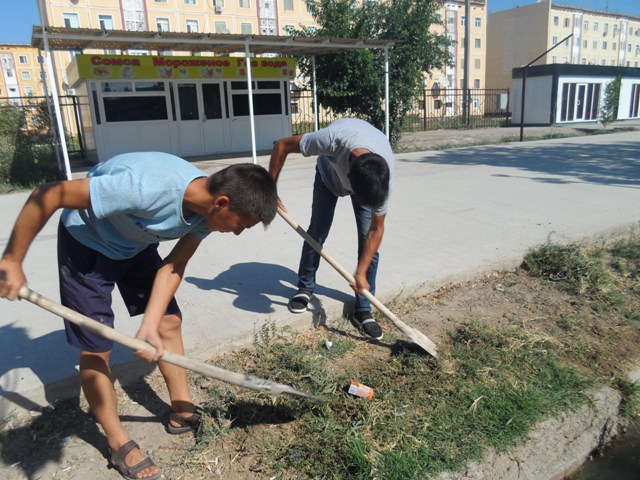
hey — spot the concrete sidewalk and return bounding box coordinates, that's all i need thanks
[1,127,639,418]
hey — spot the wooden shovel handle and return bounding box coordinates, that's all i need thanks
[277,208,438,357]
[18,286,321,399]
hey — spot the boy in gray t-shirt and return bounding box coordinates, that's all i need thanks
[269,118,394,340]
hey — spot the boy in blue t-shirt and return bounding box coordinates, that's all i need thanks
[0,152,278,480]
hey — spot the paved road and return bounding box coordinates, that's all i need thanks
[1,130,639,418]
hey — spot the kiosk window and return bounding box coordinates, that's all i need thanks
[232,93,282,116]
[104,96,168,122]
[102,82,132,93]
[202,83,223,119]
[136,82,165,92]
[178,84,199,120]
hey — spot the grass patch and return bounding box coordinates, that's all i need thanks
[522,242,619,307]
[172,234,640,478]
[190,319,591,479]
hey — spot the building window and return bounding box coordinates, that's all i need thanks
[581,58,586,64]
[186,19,199,32]
[594,22,599,32]
[564,18,569,28]
[584,21,589,30]
[461,16,465,26]
[593,41,597,49]
[185,0,196,4]
[63,13,80,28]
[629,44,632,52]
[474,38,481,48]
[553,36,558,45]
[215,21,227,33]
[18,55,27,64]
[239,0,250,7]
[21,71,31,79]
[601,59,606,65]
[475,17,481,28]
[473,79,480,88]
[156,18,170,32]
[474,58,480,69]
[283,24,295,35]
[552,56,557,63]
[553,16,559,26]
[613,42,617,51]
[284,0,294,11]
[25,87,34,96]
[603,41,607,50]
[563,37,569,46]
[213,0,225,8]
[583,40,587,48]
[241,23,252,34]
[98,14,114,30]
[604,23,609,34]
[155,0,168,2]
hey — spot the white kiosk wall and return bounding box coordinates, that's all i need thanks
[67,55,295,162]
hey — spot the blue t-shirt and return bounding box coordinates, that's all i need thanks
[62,152,210,260]
[299,118,395,216]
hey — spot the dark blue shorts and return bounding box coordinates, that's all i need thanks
[57,222,180,353]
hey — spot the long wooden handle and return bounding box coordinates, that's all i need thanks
[18,286,321,400]
[277,208,438,357]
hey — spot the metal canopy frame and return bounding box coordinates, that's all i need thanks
[31,26,394,178]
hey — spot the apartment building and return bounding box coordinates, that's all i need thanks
[426,0,487,92]
[486,0,640,90]
[0,44,45,99]
[38,0,316,93]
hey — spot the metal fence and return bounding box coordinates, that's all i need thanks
[0,95,85,160]
[2,88,511,165]
[290,88,511,135]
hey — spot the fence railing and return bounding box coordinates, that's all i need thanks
[290,88,511,135]
[0,95,85,160]
[2,88,511,166]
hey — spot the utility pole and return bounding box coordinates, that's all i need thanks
[463,0,471,125]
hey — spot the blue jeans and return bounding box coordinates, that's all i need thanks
[297,167,379,313]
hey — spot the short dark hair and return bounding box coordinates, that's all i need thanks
[349,153,390,209]
[207,163,278,225]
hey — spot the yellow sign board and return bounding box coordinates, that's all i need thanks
[72,54,297,81]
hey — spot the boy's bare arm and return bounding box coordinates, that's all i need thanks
[0,179,91,300]
[135,233,202,361]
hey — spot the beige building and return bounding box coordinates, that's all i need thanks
[486,0,640,90]
[426,0,487,92]
[0,44,46,99]
[37,0,316,93]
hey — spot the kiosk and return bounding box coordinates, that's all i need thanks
[66,54,296,162]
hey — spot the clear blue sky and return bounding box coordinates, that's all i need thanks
[0,0,639,45]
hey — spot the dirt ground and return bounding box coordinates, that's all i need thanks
[1,258,639,480]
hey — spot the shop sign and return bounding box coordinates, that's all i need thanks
[74,54,296,80]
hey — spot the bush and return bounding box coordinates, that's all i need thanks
[0,104,63,190]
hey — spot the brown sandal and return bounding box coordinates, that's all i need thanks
[165,409,201,435]
[108,440,162,480]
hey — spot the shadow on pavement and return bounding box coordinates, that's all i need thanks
[402,141,640,188]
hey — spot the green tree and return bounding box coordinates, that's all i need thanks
[599,76,621,129]
[297,0,451,145]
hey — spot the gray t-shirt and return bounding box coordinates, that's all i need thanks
[299,118,394,216]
